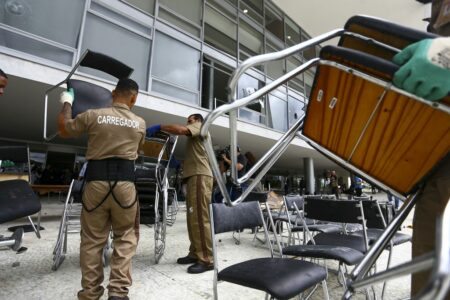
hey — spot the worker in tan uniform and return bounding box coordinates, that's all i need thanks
[146,113,214,274]
[58,78,146,300]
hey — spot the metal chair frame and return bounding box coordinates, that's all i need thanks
[200,16,450,299]
[136,134,178,263]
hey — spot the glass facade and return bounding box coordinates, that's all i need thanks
[0,0,317,132]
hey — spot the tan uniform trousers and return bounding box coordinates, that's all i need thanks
[411,155,450,298]
[185,175,213,265]
[78,181,140,300]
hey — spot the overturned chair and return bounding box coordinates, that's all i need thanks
[200,15,450,299]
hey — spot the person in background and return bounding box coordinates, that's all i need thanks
[392,1,450,296]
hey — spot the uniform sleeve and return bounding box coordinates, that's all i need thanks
[65,111,91,137]
[140,118,146,146]
[186,122,201,137]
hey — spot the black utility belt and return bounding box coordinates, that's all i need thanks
[85,158,135,182]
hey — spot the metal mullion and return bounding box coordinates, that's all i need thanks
[74,0,91,64]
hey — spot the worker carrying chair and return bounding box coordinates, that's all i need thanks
[200,15,450,299]
[43,50,133,269]
[0,146,42,253]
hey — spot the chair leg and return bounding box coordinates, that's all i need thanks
[381,248,393,300]
[28,214,41,239]
[322,280,330,300]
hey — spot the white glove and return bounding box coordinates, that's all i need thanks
[60,88,74,105]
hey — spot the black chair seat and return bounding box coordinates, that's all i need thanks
[309,232,368,253]
[0,180,41,223]
[283,244,364,265]
[218,257,326,300]
[350,229,411,246]
[291,224,343,233]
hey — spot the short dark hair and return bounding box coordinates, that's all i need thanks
[188,113,204,123]
[0,69,7,79]
[115,78,138,95]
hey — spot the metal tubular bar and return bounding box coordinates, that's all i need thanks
[202,59,315,205]
[233,125,298,205]
[0,239,15,247]
[350,253,434,290]
[224,29,345,181]
[350,191,419,281]
[298,134,406,200]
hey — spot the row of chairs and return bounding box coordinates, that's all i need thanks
[210,192,412,299]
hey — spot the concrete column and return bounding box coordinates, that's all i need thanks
[304,157,315,195]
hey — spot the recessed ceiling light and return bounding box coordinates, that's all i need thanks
[243,9,248,13]
[287,35,291,39]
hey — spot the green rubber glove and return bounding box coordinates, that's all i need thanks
[392,37,450,101]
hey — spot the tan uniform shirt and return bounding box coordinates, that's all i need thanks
[183,122,213,178]
[65,103,146,160]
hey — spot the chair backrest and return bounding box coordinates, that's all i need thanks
[211,202,263,234]
[284,194,304,212]
[304,198,364,224]
[0,146,30,182]
[68,79,112,118]
[79,50,134,79]
[362,200,394,229]
[339,15,438,61]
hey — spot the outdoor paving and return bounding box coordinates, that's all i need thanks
[0,193,414,300]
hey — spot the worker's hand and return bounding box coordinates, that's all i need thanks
[393,37,450,101]
[60,88,74,106]
[146,124,161,137]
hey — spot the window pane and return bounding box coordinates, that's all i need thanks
[265,8,283,41]
[206,0,237,20]
[159,7,200,37]
[124,0,155,15]
[0,0,85,47]
[81,14,151,89]
[304,69,315,98]
[240,0,263,23]
[285,18,300,46]
[268,94,287,131]
[204,5,237,56]
[302,32,316,60]
[288,94,305,128]
[152,31,200,93]
[239,20,263,56]
[160,0,202,25]
[237,73,265,125]
[202,57,232,109]
[0,28,73,65]
[152,79,198,105]
[266,43,284,79]
[286,57,304,93]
